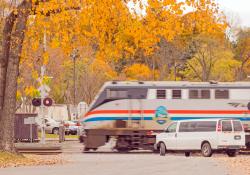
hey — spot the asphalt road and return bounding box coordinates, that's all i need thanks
[0,153,230,175]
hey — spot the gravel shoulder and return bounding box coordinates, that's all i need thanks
[0,153,230,175]
[214,155,250,175]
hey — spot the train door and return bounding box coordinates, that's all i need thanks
[128,96,145,129]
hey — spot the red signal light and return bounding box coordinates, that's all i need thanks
[43,97,53,107]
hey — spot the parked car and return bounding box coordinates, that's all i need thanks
[44,118,60,134]
[64,121,81,135]
[38,118,70,135]
[155,119,246,157]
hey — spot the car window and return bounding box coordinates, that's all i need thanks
[233,121,243,132]
[166,122,177,133]
[179,122,197,132]
[222,120,232,132]
[196,121,217,132]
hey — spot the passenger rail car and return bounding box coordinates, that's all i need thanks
[81,81,250,151]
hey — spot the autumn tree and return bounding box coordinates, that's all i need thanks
[123,63,157,80]
[234,29,250,80]
[183,35,240,81]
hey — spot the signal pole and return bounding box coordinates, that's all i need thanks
[40,30,47,144]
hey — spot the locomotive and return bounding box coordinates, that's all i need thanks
[81,81,250,151]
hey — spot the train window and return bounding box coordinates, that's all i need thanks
[189,89,210,99]
[215,90,229,99]
[172,90,182,99]
[189,90,199,99]
[107,90,128,99]
[201,90,210,99]
[157,90,166,99]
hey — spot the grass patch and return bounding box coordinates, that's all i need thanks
[0,152,28,168]
[0,152,23,161]
[0,152,64,168]
[38,132,78,139]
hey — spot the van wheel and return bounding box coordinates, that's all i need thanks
[159,143,166,156]
[185,152,191,157]
[201,142,213,157]
[226,150,237,157]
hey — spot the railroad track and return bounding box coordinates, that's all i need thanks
[239,150,250,155]
[16,144,62,155]
[18,149,62,155]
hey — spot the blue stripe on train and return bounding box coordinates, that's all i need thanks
[84,116,250,122]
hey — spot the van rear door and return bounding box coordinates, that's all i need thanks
[218,120,234,146]
[232,120,245,146]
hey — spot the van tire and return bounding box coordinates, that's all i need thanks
[185,152,191,157]
[201,142,213,157]
[159,143,166,156]
[226,150,237,157]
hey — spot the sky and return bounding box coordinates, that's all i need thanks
[217,0,250,27]
[128,0,250,27]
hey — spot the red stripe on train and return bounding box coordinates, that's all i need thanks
[84,110,250,117]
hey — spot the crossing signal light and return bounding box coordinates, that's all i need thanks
[32,98,41,107]
[32,98,53,107]
[43,97,53,107]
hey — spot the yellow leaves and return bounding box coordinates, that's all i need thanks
[16,90,22,101]
[24,86,40,98]
[181,0,227,38]
[123,63,157,80]
[90,59,117,79]
[43,52,50,65]
[50,38,60,48]
[42,76,52,85]
[0,152,63,168]
[31,71,39,80]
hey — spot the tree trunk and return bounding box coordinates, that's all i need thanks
[0,13,17,143]
[0,1,31,152]
[0,12,16,123]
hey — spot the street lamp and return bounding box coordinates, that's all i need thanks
[70,49,79,119]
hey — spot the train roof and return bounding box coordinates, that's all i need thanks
[103,81,250,88]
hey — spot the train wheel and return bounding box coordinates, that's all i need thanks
[84,147,90,152]
[116,147,129,153]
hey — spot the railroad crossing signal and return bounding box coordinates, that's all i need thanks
[32,97,53,107]
[32,98,41,107]
[38,84,51,98]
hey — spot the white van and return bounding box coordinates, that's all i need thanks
[155,119,246,157]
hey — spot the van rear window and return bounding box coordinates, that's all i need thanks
[179,121,216,132]
[233,121,243,131]
[222,121,232,132]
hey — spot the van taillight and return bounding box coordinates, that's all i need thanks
[243,124,248,131]
[217,122,222,132]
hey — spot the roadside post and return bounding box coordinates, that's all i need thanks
[24,117,36,143]
[59,121,65,143]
